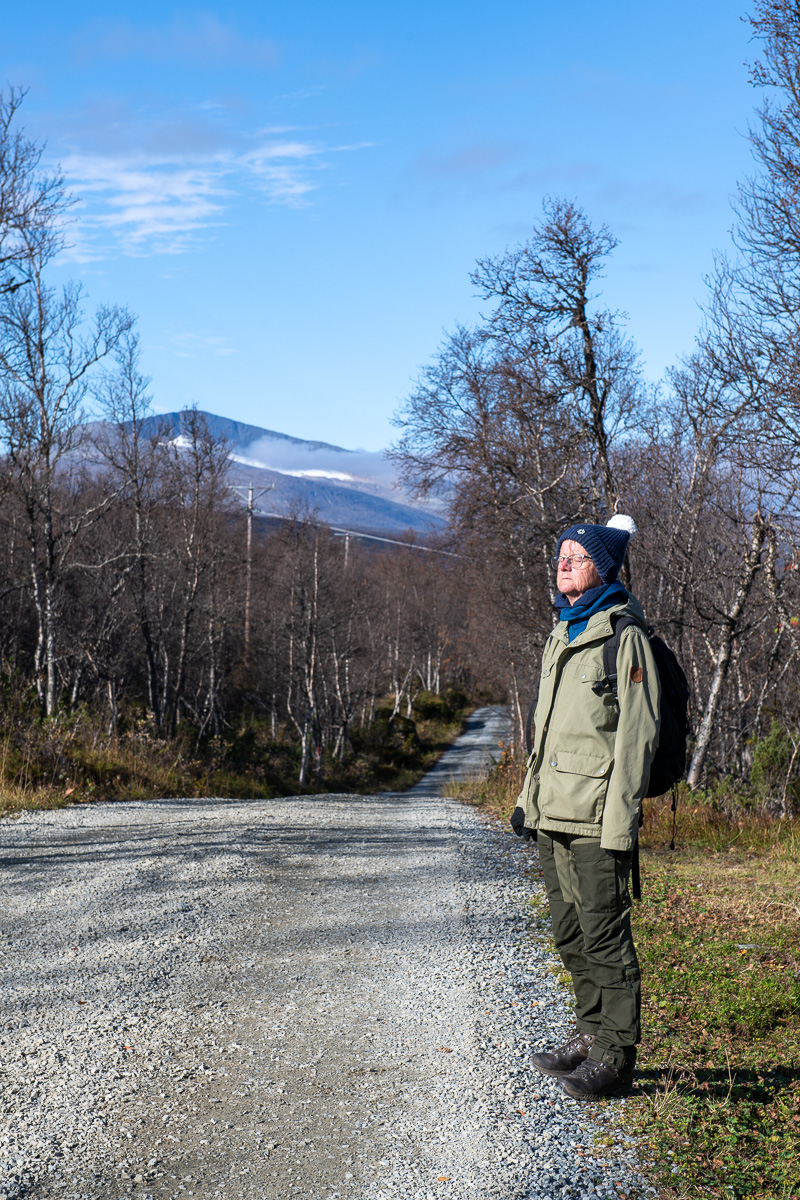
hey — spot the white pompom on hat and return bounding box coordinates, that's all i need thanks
[556,513,637,583]
[606,513,638,537]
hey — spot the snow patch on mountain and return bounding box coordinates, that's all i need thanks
[229,453,361,483]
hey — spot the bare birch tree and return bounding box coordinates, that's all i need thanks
[0,87,69,296]
[93,334,170,731]
[0,257,132,714]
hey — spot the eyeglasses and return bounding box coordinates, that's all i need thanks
[550,554,594,569]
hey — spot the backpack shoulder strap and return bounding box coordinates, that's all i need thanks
[602,614,640,699]
[525,696,536,757]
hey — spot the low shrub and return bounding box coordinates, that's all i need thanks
[748,719,800,816]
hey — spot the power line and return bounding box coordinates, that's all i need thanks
[259,511,459,558]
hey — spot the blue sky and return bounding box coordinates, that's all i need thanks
[3,3,759,451]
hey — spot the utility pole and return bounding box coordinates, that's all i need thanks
[228,482,274,666]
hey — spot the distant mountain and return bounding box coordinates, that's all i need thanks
[132,411,446,539]
[141,411,351,456]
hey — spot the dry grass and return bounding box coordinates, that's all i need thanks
[0,699,473,819]
[630,818,800,1199]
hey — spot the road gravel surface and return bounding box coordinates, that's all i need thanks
[1,708,652,1200]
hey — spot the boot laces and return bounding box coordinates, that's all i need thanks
[578,1058,611,1079]
[563,1030,591,1054]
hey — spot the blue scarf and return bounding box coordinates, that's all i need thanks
[555,582,628,643]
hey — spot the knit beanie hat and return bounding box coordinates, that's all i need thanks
[556,514,637,584]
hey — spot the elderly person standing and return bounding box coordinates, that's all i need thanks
[512,516,660,1100]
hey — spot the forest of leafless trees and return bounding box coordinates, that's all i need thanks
[0,301,474,790]
[392,1,800,811]
[0,86,479,796]
[3,2,800,807]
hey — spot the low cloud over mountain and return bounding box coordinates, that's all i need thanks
[140,411,446,538]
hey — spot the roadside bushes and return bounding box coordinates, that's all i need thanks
[748,720,800,816]
[0,687,472,816]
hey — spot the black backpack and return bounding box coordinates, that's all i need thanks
[602,615,690,799]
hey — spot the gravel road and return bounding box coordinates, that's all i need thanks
[404,707,512,796]
[1,711,653,1200]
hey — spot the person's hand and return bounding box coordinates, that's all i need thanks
[510,806,536,842]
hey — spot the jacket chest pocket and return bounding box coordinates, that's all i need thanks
[562,664,618,731]
[567,663,607,688]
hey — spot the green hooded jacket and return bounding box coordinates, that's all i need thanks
[518,592,660,851]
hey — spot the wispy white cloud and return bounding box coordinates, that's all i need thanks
[55,104,370,260]
[73,13,278,69]
[238,436,447,513]
[64,154,229,258]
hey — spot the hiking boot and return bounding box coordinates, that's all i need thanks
[531,1029,595,1078]
[560,1056,634,1101]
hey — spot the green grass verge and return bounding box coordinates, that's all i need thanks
[630,798,800,1200]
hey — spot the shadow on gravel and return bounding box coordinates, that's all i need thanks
[0,803,448,871]
[2,802,475,1016]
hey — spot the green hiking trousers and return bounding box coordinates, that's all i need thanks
[538,830,641,1071]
